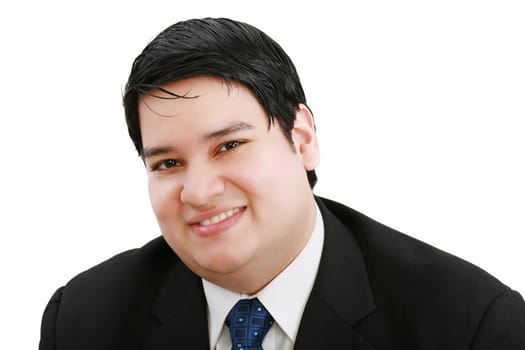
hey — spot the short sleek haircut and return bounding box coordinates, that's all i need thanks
[123,17,317,188]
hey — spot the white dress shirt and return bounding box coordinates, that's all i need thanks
[203,203,324,350]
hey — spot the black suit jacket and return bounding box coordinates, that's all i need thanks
[40,197,525,349]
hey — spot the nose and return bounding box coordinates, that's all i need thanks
[180,161,225,207]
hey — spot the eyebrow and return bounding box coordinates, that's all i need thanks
[203,122,255,141]
[142,122,255,159]
[142,146,174,159]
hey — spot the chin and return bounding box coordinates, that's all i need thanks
[195,251,251,276]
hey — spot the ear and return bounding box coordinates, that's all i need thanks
[291,104,320,170]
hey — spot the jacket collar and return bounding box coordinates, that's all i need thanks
[293,197,376,349]
[145,259,210,350]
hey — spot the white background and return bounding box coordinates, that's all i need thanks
[1,1,524,348]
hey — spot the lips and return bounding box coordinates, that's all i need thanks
[189,206,246,237]
[199,207,242,226]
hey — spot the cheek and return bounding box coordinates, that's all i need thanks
[148,178,181,220]
[240,145,302,188]
[225,144,305,211]
[225,151,275,193]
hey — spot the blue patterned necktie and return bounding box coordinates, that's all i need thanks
[226,298,274,350]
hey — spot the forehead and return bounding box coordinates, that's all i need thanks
[138,77,264,122]
[138,77,269,148]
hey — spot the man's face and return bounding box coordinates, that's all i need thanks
[139,77,319,293]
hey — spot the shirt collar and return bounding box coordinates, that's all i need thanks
[203,202,324,348]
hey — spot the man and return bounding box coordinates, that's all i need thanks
[40,17,525,349]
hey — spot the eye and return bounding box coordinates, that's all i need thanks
[218,140,242,152]
[153,159,182,171]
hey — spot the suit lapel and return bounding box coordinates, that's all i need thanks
[294,198,376,350]
[144,259,210,350]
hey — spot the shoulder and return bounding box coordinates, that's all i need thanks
[318,196,525,346]
[60,236,178,301]
[318,196,510,309]
[52,236,182,328]
[40,237,183,348]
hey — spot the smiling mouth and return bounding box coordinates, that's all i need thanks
[199,207,244,226]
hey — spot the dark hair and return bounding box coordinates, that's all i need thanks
[123,17,317,188]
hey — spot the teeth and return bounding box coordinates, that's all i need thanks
[199,207,241,226]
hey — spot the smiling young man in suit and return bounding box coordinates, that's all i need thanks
[40,18,525,349]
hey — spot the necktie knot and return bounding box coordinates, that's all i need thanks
[226,298,274,350]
